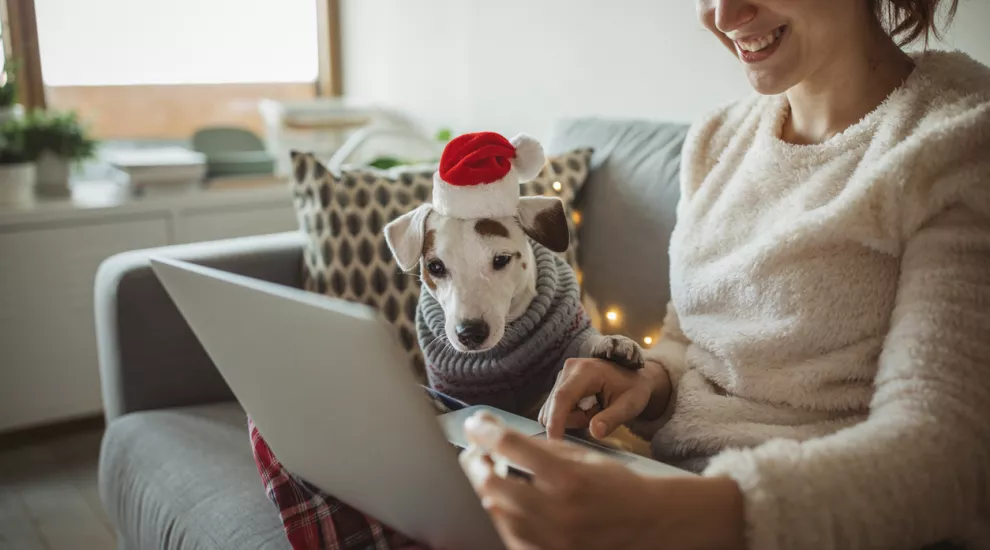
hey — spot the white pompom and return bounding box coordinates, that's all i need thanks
[509,133,545,183]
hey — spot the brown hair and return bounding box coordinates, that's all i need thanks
[869,0,959,46]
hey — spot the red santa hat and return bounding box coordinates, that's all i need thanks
[432,131,545,219]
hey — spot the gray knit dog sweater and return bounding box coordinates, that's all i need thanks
[416,242,593,415]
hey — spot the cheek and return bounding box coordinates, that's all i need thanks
[696,0,715,30]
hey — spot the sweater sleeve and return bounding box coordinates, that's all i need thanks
[703,191,990,550]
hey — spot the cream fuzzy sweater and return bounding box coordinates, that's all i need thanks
[638,51,990,550]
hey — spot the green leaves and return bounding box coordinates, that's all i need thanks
[365,127,454,169]
[0,59,18,108]
[23,109,97,161]
[0,109,98,164]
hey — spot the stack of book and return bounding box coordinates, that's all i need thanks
[104,147,207,197]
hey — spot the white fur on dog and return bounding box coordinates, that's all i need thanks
[640,51,990,549]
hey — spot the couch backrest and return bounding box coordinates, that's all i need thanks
[547,118,688,341]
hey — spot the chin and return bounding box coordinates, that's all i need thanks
[745,68,795,95]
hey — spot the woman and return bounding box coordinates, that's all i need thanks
[459,0,990,549]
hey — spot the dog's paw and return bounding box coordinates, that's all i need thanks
[589,335,645,370]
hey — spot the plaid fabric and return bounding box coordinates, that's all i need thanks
[249,386,469,550]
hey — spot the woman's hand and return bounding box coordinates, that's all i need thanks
[539,358,672,440]
[459,412,747,550]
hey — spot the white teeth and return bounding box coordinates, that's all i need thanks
[737,28,782,53]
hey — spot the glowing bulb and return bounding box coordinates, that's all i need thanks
[643,336,654,346]
[552,181,563,192]
[605,309,619,324]
[571,211,582,226]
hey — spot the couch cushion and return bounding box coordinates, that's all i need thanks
[547,118,689,342]
[100,402,290,550]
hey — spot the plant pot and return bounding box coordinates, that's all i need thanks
[0,104,24,125]
[0,162,37,207]
[36,151,71,197]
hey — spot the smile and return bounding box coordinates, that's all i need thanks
[734,25,786,63]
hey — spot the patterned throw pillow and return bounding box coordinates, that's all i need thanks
[288,147,593,381]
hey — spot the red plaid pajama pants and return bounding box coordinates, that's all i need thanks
[248,387,469,549]
[249,417,430,550]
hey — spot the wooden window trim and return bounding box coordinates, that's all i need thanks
[1,0,46,109]
[316,0,343,96]
[0,0,342,113]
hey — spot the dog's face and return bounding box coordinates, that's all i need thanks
[385,196,569,352]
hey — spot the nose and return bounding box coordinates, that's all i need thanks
[456,319,490,348]
[712,0,756,34]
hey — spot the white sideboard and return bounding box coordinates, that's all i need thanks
[0,181,298,432]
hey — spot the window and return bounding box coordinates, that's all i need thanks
[34,0,321,139]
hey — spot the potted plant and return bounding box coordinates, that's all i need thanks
[0,60,23,124]
[0,118,39,206]
[23,109,97,196]
[366,127,453,169]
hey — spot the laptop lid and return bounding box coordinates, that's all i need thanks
[149,256,503,550]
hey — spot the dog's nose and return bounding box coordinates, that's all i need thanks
[456,320,490,348]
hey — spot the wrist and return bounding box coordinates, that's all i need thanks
[648,476,747,550]
[637,360,672,422]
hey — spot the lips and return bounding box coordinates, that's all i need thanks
[733,25,787,63]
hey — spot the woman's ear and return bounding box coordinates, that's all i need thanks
[384,204,433,271]
[517,196,570,253]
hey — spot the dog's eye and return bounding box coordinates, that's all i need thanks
[492,255,512,271]
[426,260,447,278]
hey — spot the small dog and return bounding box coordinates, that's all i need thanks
[384,194,646,420]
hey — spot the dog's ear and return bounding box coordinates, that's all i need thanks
[384,203,433,271]
[517,196,569,253]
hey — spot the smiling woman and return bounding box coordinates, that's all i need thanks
[459,0,990,549]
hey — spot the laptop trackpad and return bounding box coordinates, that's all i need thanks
[438,405,546,449]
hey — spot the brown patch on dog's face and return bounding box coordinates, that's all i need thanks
[421,229,437,290]
[474,218,510,239]
[523,201,569,253]
[422,228,436,255]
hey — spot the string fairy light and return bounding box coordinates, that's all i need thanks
[605,308,620,324]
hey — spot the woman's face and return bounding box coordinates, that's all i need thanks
[697,0,872,94]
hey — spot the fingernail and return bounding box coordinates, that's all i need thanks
[465,414,504,446]
[592,420,607,438]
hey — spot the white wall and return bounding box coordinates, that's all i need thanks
[340,0,990,141]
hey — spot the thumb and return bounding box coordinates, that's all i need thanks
[589,391,643,440]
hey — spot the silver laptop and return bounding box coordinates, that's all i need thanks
[149,256,690,550]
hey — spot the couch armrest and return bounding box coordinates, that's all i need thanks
[95,231,307,422]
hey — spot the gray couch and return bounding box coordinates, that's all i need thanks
[95,118,689,550]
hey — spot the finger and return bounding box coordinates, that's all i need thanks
[465,413,577,484]
[459,447,542,516]
[559,408,595,432]
[539,369,566,426]
[546,369,600,440]
[589,390,645,440]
